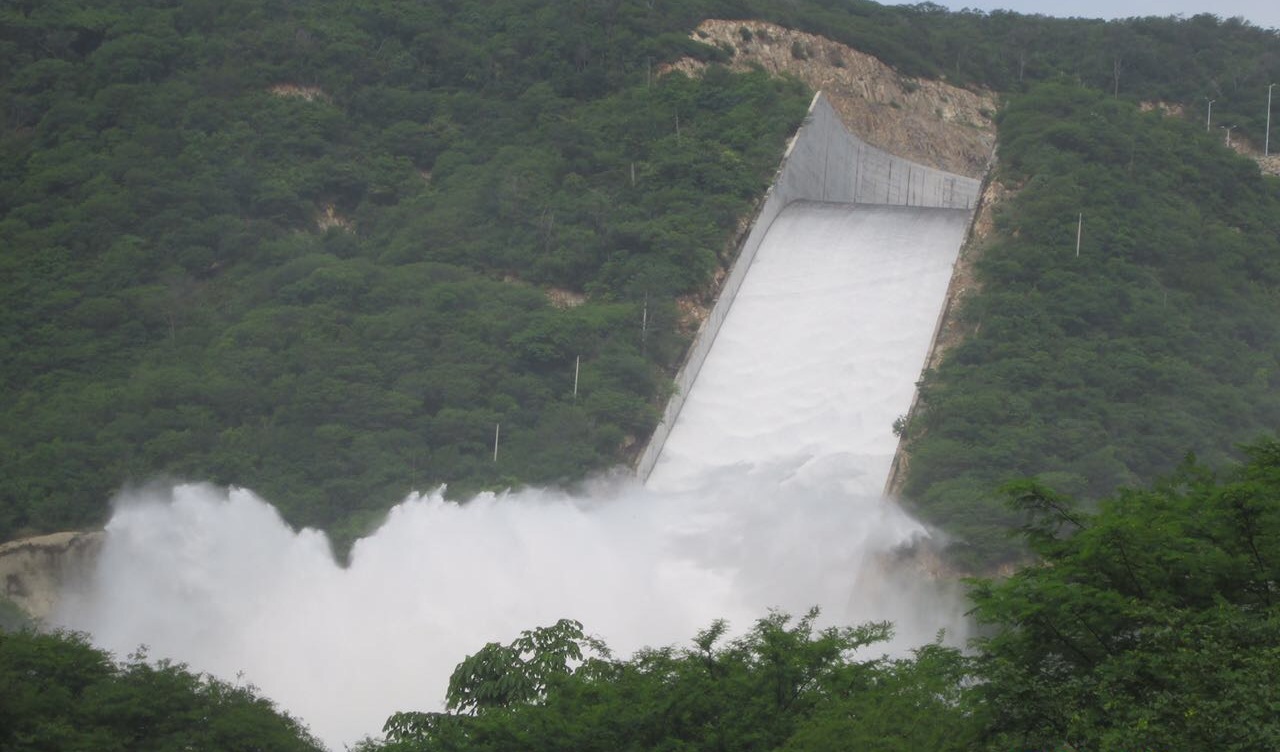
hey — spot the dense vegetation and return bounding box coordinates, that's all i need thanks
[0,0,813,547]
[354,440,1280,751]
[901,83,1280,566]
[0,629,322,750]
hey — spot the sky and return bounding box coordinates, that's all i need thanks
[890,1,1280,30]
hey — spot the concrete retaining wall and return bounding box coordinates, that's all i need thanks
[635,92,981,481]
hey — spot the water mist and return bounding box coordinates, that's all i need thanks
[55,202,974,749]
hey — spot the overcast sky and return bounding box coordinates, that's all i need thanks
[890,1,1280,30]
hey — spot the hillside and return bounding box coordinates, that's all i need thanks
[901,83,1280,568]
[0,0,812,550]
[3,0,1280,562]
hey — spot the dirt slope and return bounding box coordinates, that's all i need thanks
[671,20,997,178]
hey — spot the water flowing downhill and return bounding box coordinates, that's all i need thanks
[52,95,981,747]
[53,199,972,748]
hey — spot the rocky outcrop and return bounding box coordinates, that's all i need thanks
[0,531,103,623]
[671,20,997,179]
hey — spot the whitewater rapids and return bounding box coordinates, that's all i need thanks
[55,202,972,748]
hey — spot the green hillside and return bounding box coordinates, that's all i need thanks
[1,0,813,548]
[3,0,1279,559]
[902,83,1280,567]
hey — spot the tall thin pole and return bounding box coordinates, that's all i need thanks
[493,423,500,462]
[1267,83,1275,157]
[573,355,580,399]
[641,293,648,349]
[1206,99,1215,132]
[1075,213,1082,258]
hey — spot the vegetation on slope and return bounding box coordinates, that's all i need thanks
[0,0,811,548]
[4,0,1280,554]
[900,82,1280,567]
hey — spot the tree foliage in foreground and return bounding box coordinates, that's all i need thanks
[0,629,322,751]
[373,611,974,752]
[364,438,1280,751]
[970,438,1280,750]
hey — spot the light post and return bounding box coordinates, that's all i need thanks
[1221,124,1237,147]
[1206,99,1215,131]
[1267,83,1275,157]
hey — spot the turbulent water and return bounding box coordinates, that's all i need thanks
[55,202,972,749]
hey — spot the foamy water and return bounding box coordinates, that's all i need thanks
[55,202,972,749]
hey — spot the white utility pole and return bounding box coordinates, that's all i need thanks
[1267,83,1275,157]
[1222,124,1237,147]
[641,293,648,351]
[493,423,500,462]
[1206,99,1215,131]
[1075,213,1082,258]
[573,355,580,399]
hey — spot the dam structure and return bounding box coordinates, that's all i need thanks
[639,92,982,491]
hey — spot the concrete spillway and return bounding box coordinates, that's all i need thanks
[638,92,981,485]
[646,201,972,495]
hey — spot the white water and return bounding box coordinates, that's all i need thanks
[55,202,971,749]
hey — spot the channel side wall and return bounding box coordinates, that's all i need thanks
[635,92,981,481]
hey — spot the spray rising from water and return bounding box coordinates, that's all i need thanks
[57,476,959,748]
[54,202,973,748]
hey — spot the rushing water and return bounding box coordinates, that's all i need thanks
[55,202,972,749]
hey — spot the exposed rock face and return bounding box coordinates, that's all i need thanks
[670,20,997,178]
[1254,153,1280,176]
[0,531,103,623]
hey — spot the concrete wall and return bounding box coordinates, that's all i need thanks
[635,92,981,481]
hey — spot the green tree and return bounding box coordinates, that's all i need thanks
[969,439,1280,751]
[0,629,323,751]
[374,610,977,752]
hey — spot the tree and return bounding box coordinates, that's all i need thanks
[968,439,1280,751]
[375,611,977,752]
[0,629,323,751]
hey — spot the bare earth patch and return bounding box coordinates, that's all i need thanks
[268,83,332,103]
[316,204,354,232]
[545,288,586,309]
[670,20,997,178]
